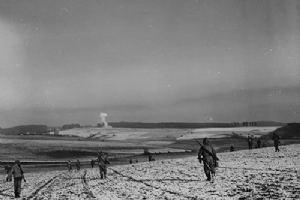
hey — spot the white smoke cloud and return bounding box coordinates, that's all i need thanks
[99,112,108,127]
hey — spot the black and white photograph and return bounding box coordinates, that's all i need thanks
[0,0,299,199]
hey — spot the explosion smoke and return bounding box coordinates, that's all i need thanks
[100,112,108,127]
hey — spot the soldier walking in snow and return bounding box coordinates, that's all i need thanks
[148,154,153,162]
[4,165,12,182]
[247,135,253,149]
[197,138,218,182]
[76,160,81,171]
[9,160,26,198]
[257,138,262,148]
[67,160,72,171]
[272,133,280,152]
[97,152,110,179]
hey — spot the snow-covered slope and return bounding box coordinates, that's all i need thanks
[53,126,280,140]
[178,126,280,140]
[1,144,299,199]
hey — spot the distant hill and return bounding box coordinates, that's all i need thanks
[0,125,48,135]
[262,123,300,139]
[109,121,285,129]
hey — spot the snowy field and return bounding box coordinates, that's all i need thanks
[1,144,299,199]
[53,126,279,141]
[51,128,185,140]
[178,126,280,140]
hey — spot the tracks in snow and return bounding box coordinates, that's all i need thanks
[26,170,96,199]
[81,170,96,199]
[0,187,14,198]
[109,167,198,200]
[27,174,60,199]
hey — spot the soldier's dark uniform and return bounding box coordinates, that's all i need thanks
[247,135,253,149]
[10,160,24,198]
[5,165,12,182]
[257,138,261,148]
[272,133,280,152]
[67,160,72,171]
[98,153,110,179]
[148,155,153,162]
[76,160,81,171]
[198,138,218,181]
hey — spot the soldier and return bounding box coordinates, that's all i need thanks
[9,160,25,198]
[148,154,155,162]
[247,135,253,149]
[230,145,235,152]
[198,138,218,182]
[76,160,80,171]
[4,165,10,174]
[98,152,110,179]
[4,165,12,182]
[91,160,95,168]
[67,160,72,171]
[257,138,262,148]
[129,159,133,164]
[272,133,280,152]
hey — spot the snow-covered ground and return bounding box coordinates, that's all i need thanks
[51,128,167,140]
[178,126,280,140]
[52,126,280,141]
[106,148,187,155]
[1,144,299,199]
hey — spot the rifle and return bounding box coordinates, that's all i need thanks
[21,171,26,183]
[97,153,110,165]
[18,164,26,183]
[195,140,213,172]
[195,140,219,161]
[22,175,27,183]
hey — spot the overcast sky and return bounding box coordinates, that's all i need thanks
[0,0,299,127]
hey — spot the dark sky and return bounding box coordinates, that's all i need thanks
[0,0,299,127]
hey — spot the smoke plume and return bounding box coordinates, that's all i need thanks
[100,112,108,127]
